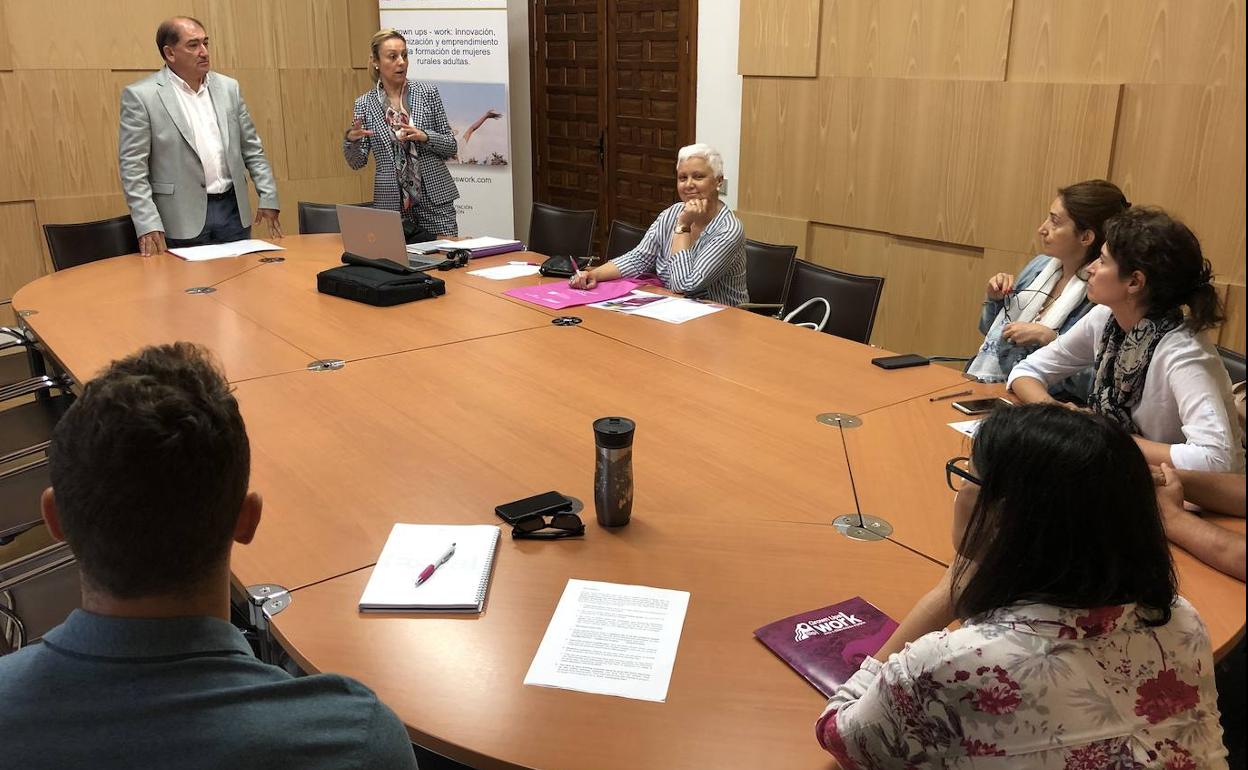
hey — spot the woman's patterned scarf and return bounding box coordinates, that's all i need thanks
[374,85,422,212]
[1091,308,1184,432]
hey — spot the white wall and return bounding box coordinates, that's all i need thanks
[507,1,533,241]
[695,0,742,211]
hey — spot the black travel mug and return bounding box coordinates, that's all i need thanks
[593,417,635,527]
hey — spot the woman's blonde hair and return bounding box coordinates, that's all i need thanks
[369,29,407,82]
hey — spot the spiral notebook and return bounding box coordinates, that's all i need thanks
[358,524,500,613]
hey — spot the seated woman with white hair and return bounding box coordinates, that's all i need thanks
[568,143,748,307]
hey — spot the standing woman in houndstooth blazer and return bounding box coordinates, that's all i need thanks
[343,29,460,237]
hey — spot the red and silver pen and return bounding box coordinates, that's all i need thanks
[416,542,456,587]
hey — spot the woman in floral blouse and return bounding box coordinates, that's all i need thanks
[817,404,1228,768]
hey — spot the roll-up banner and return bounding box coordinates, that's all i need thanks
[379,0,515,238]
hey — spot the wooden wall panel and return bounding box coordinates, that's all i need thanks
[1111,84,1246,284]
[274,0,353,69]
[1222,283,1246,354]
[280,69,373,181]
[217,68,290,181]
[4,0,183,70]
[348,0,381,70]
[0,202,48,300]
[819,0,1012,80]
[0,2,12,71]
[886,78,990,247]
[0,73,37,201]
[192,0,279,71]
[805,78,1117,251]
[810,77,895,234]
[972,82,1119,253]
[18,71,122,198]
[738,0,822,77]
[740,0,1244,360]
[1008,0,1246,86]
[738,78,819,219]
[735,212,811,259]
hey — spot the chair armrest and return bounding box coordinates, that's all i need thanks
[738,302,783,317]
[0,327,30,352]
[0,375,68,403]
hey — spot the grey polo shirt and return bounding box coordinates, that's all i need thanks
[0,610,419,770]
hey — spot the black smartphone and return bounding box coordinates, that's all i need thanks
[495,491,572,524]
[870,354,930,370]
[951,397,1013,415]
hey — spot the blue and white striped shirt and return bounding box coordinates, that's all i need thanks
[612,203,748,307]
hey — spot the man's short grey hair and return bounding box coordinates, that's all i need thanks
[677,143,724,178]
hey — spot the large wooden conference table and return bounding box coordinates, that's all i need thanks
[12,235,1244,770]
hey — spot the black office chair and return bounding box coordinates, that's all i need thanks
[605,220,646,261]
[0,376,75,467]
[528,202,597,258]
[780,260,885,344]
[0,324,44,386]
[0,458,49,546]
[739,239,797,317]
[1217,345,1246,384]
[0,542,80,653]
[298,201,376,234]
[43,215,140,272]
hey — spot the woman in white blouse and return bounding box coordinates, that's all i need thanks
[817,404,1228,769]
[567,143,747,307]
[1009,207,1243,472]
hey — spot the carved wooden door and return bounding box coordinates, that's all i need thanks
[531,0,697,251]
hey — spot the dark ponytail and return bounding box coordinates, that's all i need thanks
[1103,207,1225,332]
[1058,179,1131,265]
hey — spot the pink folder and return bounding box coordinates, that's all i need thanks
[503,279,643,310]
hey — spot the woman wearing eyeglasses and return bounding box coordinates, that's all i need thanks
[816,404,1228,768]
[967,180,1129,401]
[1009,207,1243,472]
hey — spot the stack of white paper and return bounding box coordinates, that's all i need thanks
[169,239,285,261]
[524,579,690,702]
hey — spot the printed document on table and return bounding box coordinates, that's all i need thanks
[628,297,724,324]
[169,239,285,261]
[587,290,669,314]
[467,262,541,280]
[524,579,690,702]
[406,239,458,254]
[948,418,984,438]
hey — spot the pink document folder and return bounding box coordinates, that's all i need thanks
[503,279,643,310]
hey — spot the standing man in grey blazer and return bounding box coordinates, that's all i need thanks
[119,17,281,256]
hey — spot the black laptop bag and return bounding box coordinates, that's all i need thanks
[317,252,446,307]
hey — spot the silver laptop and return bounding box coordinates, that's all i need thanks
[336,205,444,270]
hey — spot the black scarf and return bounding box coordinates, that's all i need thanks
[1091,308,1184,432]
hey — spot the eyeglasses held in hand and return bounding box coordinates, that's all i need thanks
[1002,288,1053,324]
[511,510,585,539]
[945,456,982,491]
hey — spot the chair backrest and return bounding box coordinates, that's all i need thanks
[298,201,373,235]
[744,239,798,306]
[782,260,885,344]
[605,220,647,261]
[528,202,597,258]
[43,215,139,271]
[1218,345,1246,385]
[0,542,80,652]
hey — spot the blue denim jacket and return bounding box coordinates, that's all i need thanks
[975,255,1095,402]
